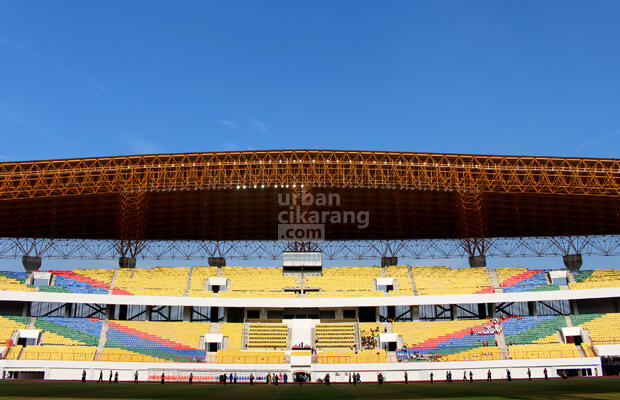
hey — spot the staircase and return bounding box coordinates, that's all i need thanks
[565,315,573,327]
[354,320,362,350]
[381,266,387,278]
[487,269,503,293]
[184,267,194,296]
[109,269,119,294]
[94,320,109,361]
[209,323,222,334]
[29,316,36,330]
[495,331,509,359]
[241,322,250,349]
[567,270,577,284]
[576,345,587,358]
[407,267,419,296]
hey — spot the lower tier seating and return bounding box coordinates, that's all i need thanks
[247,323,288,349]
[216,349,285,364]
[318,349,386,363]
[0,315,30,342]
[104,320,208,362]
[571,313,620,344]
[35,317,102,346]
[502,316,566,345]
[20,345,96,361]
[315,322,356,349]
[509,344,582,359]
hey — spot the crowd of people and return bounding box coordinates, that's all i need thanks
[361,325,382,350]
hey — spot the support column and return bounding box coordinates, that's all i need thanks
[64,303,73,318]
[527,301,537,317]
[450,305,457,320]
[105,304,115,320]
[22,256,42,273]
[457,189,489,267]
[115,191,146,268]
[410,306,419,321]
[146,306,153,321]
[570,300,580,315]
[118,305,128,321]
[487,303,496,318]
[183,306,192,322]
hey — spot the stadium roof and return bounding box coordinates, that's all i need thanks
[0,150,618,242]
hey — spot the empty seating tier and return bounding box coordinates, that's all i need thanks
[20,345,97,361]
[35,317,102,346]
[47,269,113,294]
[247,323,288,350]
[502,316,566,345]
[570,270,620,290]
[0,271,33,292]
[112,267,189,296]
[315,322,356,349]
[0,315,30,342]
[305,267,383,297]
[411,267,493,295]
[571,313,620,344]
[187,266,217,297]
[216,349,285,364]
[104,320,208,362]
[509,344,581,359]
[318,349,386,363]
[497,268,557,292]
[220,267,299,297]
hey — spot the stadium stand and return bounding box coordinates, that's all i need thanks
[219,267,299,297]
[385,266,415,295]
[35,317,102,346]
[571,313,620,344]
[0,315,30,342]
[497,268,559,292]
[220,323,243,350]
[315,321,356,349]
[247,322,288,350]
[216,349,285,364]
[104,321,208,362]
[410,267,493,295]
[45,269,112,294]
[502,316,567,345]
[318,349,386,364]
[4,345,23,360]
[305,267,384,297]
[20,345,96,361]
[0,271,33,292]
[394,319,498,361]
[187,266,217,297]
[570,270,620,290]
[509,343,582,359]
[112,267,188,296]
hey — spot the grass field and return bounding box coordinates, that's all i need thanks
[1,378,620,400]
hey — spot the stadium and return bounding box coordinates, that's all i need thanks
[0,149,618,398]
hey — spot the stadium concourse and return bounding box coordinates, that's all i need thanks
[1,263,620,383]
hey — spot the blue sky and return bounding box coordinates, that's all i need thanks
[0,1,618,270]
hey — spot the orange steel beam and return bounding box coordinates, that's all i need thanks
[0,150,618,201]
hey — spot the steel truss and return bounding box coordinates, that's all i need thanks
[1,151,619,200]
[0,236,617,261]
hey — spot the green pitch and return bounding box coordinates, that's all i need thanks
[1,378,620,399]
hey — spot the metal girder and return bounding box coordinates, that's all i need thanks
[0,236,618,261]
[1,151,618,201]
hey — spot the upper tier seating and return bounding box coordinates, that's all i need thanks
[570,270,620,290]
[220,267,299,298]
[315,322,356,349]
[509,343,581,359]
[410,267,493,295]
[497,268,558,292]
[502,316,566,345]
[0,271,33,292]
[385,266,415,295]
[0,315,30,342]
[571,313,620,344]
[35,317,102,346]
[112,267,188,296]
[20,345,96,361]
[305,267,384,297]
[45,269,112,294]
[187,266,217,297]
[104,320,208,362]
[247,323,288,349]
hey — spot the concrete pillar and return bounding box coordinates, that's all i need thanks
[487,303,496,318]
[450,305,457,320]
[183,306,192,322]
[570,300,579,315]
[146,306,153,321]
[22,302,31,318]
[64,303,72,318]
[105,304,115,320]
[259,308,268,319]
[411,306,419,321]
[528,301,537,317]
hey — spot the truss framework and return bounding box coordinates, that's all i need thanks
[1,150,618,201]
[1,236,617,261]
